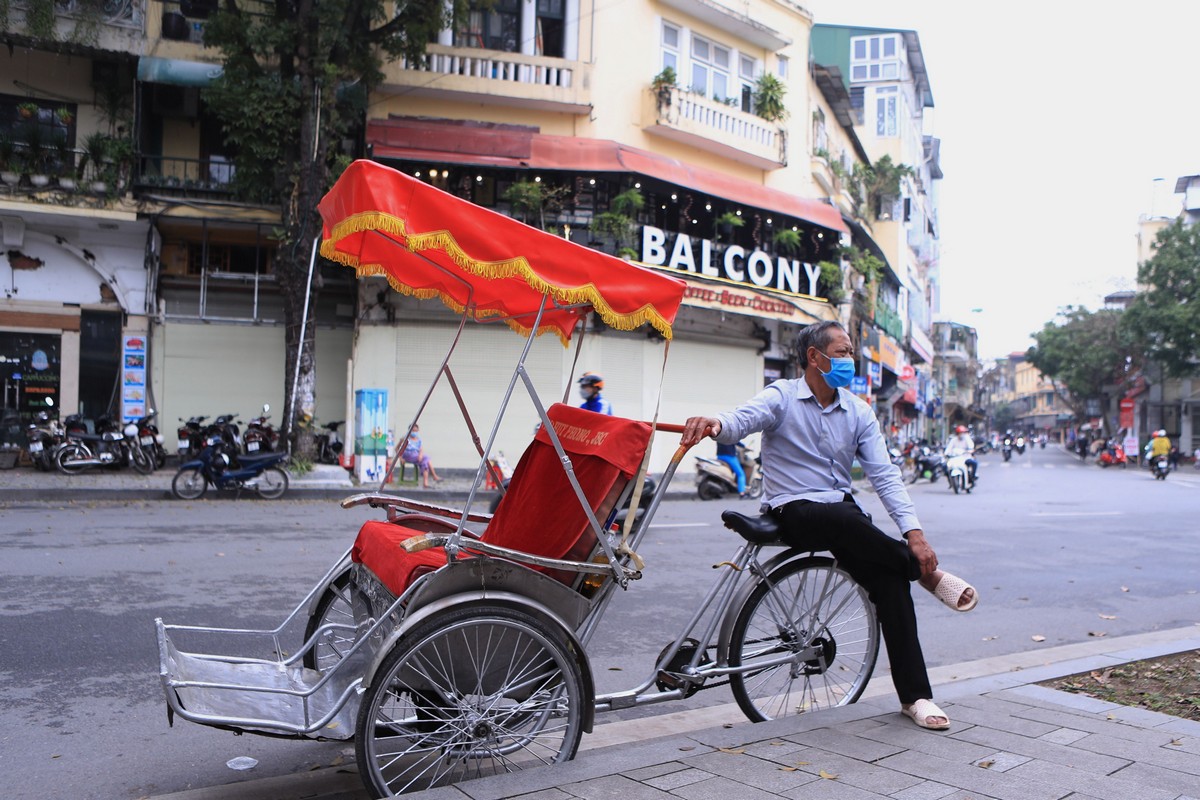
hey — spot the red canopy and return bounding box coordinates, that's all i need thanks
[318,160,686,344]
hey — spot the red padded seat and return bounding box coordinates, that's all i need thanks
[352,404,652,596]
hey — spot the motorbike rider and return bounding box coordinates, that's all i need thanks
[715,440,748,496]
[577,372,613,415]
[1150,429,1171,468]
[945,425,978,484]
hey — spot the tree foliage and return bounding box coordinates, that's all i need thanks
[1026,306,1139,429]
[199,0,466,448]
[1121,219,1200,378]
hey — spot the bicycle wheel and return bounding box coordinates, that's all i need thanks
[356,605,585,798]
[302,568,355,671]
[256,466,289,499]
[171,467,208,500]
[728,555,879,722]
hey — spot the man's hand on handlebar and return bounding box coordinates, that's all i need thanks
[681,416,721,447]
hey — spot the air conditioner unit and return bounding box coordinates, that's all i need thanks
[151,85,199,119]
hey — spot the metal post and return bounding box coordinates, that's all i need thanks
[287,236,319,454]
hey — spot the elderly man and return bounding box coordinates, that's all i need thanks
[682,320,977,730]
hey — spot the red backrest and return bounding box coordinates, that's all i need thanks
[483,404,652,565]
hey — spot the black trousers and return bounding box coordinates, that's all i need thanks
[775,496,933,704]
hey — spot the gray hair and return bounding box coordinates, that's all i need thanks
[795,321,847,369]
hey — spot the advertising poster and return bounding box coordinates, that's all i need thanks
[121,335,147,424]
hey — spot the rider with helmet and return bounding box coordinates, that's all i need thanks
[945,425,978,484]
[577,372,613,415]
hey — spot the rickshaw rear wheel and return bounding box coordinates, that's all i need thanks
[728,555,879,722]
[355,604,585,798]
[303,568,355,672]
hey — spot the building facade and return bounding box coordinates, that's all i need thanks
[2,2,949,475]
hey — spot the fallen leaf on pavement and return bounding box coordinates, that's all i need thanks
[818,770,838,780]
[977,759,995,769]
[717,747,746,754]
[778,766,798,772]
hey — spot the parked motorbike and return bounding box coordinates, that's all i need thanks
[177,415,208,461]
[243,404,279,454]
[1152,454,1170,480]
[1097,443,1127,468]
[24,398,63,471]
[695,444,762,500]
[909,444,944,483]
[135,409,167,469]
[171,435,289,499]
[56,412,154,474]
[314,419,345,465]
[890,446,917,483]
[202,413,241,453]
[944,450,975,494]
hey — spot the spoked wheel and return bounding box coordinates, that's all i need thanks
[697,477,724,501]
[256,466,289,499]
[356,605,585,797]
[55,444,90,475]
[728,556,879,722]
[130,445,155,475]
[302,568,355,671]
[901,462,918,484]
[171,467,208,500]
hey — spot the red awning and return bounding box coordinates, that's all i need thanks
[369,119,847,234]
[318,160,686,345]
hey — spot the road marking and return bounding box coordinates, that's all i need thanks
[1029,511,1122,517]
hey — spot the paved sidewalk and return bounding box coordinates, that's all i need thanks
[146,628,1200,800]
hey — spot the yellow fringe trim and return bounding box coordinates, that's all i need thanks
[321,212,676,344]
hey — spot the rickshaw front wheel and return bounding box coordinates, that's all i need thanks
[355,604,585,798]
[728,555,879,722]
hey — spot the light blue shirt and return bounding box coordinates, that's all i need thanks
[715,378,921,535]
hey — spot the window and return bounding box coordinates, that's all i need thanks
[535,0,564,57]
[776,54,788,79]
[739,54,756,113]
[850,33,902,82]
[661,22,680,73]
[812,108,828,154]
[875,86,898,136]
[691,34,731,102]
[455,0,521,52]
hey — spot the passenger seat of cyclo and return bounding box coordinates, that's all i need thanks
[351,404,653,594]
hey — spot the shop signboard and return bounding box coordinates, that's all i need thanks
[866,360,881,385]
[878,336,902,374]
[850,376,869,396]
[1119,398,1134,429]
[121,336,148,423]
[354,388,389,484]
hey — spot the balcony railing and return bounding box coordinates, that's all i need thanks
[644,85,786,170]
[874,303,904,341]
[386,44,592,113]
[6,0,144,32]
[134,154,237,199]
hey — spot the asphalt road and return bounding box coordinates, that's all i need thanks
[2,445,1197,799]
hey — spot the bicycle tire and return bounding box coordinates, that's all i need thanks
[728,555,879,722]
[302,569,355,672]
[355,604,585,797]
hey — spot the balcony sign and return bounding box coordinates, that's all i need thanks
[640,226,824,299]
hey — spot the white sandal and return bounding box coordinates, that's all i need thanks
[925,571,978,612]
[902,698,950,730]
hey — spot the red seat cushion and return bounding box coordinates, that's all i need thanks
[352,404,652,596]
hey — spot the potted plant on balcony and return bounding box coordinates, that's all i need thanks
[55,106,75,127]
[21,124,51,187]
[0,134,21,186]
[714,210,744,241]
[816,260,845,304]
[651,66,677,112]
[17,101,39,120]
[772,227,802,257]
[81,132,112,194]
[752,73,787,123]
[589,187,643,254]
[51,134,76,190]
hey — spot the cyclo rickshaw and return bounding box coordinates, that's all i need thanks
[155,160,880,797]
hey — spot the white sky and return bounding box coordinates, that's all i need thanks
[800,0,1199,360]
